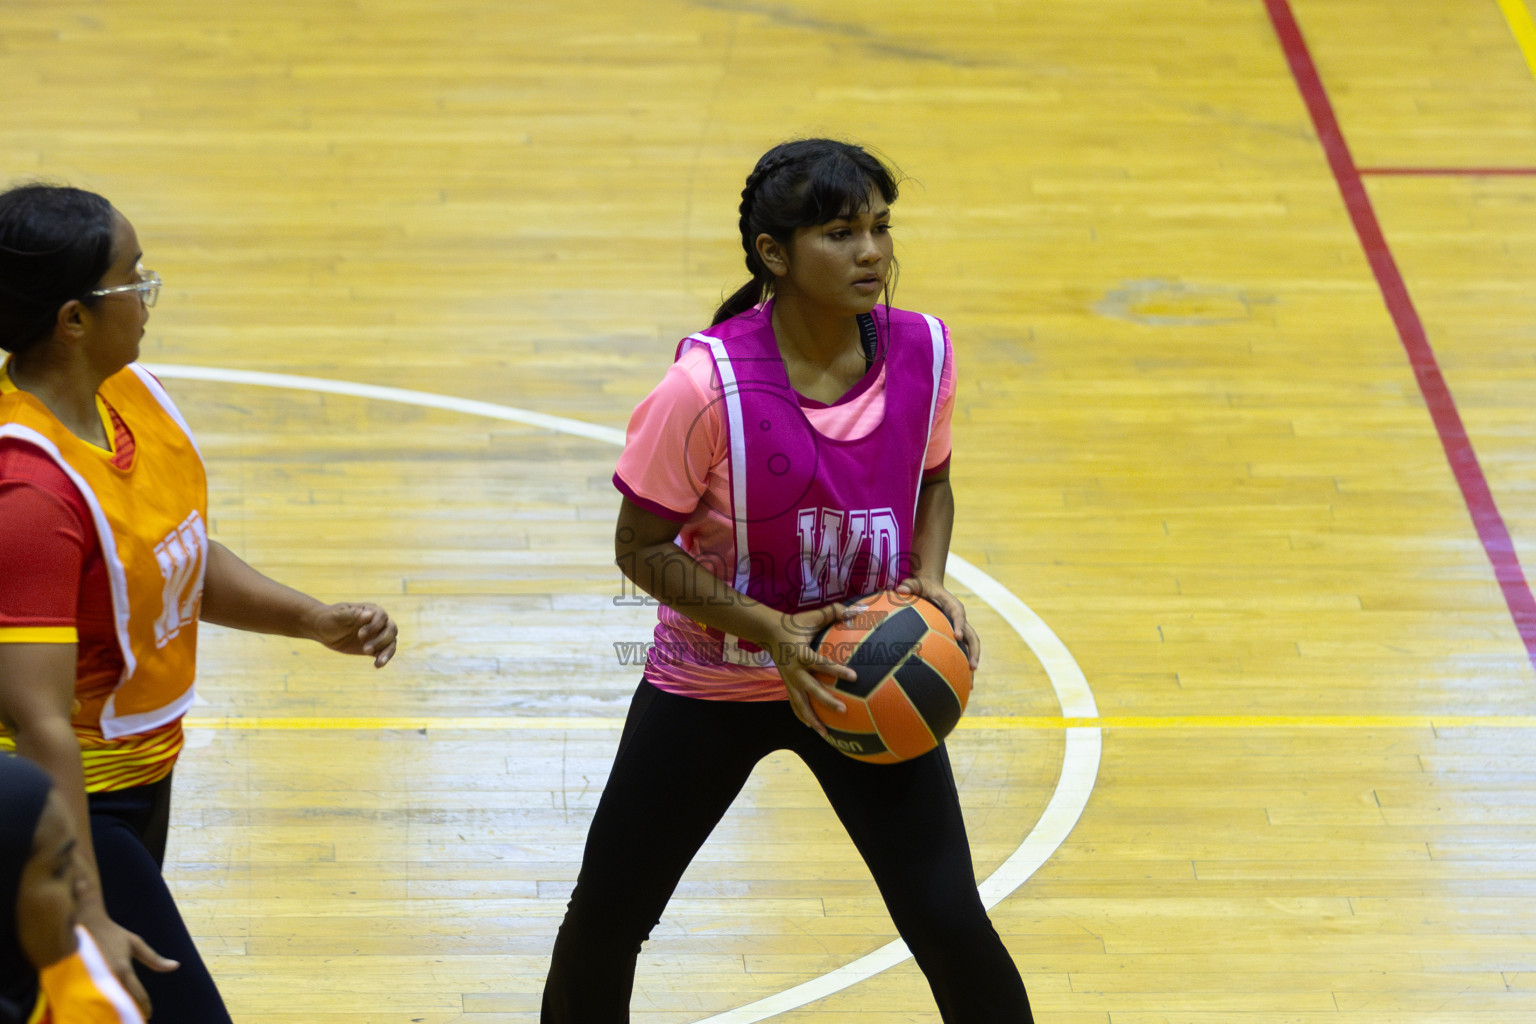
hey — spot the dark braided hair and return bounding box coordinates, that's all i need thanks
[712,140,900,327]
[0,184,116,355]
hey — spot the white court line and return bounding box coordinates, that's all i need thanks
[696,556,1100,1023]
[143,363,627,446]
[145,362,1102,1022]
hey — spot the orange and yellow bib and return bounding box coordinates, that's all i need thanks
[0,362,207,787]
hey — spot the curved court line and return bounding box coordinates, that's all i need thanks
[145,362,1101,1022]
[696,560,1100,1024]
[142,363,628,446]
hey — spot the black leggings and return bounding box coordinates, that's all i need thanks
[542,680,1033,1023]
[88,776,233,1024]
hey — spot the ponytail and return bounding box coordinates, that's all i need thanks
[712,279,764,327]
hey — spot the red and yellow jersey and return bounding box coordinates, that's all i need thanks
[0,361,207,791]
[26,926,146,1024]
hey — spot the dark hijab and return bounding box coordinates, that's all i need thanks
[0,755,53,1023]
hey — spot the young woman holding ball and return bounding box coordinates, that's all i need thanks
[541,140,1033,1023]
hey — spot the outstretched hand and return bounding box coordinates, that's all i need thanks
[895,576,981,671]
[82,912,179,1019]
[765,601,868,738]
[309,602,398,667]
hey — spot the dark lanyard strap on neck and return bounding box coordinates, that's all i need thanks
[857,312,879,372]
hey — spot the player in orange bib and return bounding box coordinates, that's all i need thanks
[0,185,400,1023]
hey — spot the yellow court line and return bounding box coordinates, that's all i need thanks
[966,715,1536,729]
[181,714,1536,731]
[185,716,625,731]
[1497,0,1536,81]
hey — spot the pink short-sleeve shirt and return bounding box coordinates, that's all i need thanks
[612,320,956,700]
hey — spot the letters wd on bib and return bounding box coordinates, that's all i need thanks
[613,302,949,696]
[0,362,207,790]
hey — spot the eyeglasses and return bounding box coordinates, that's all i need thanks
[89,269,161,308]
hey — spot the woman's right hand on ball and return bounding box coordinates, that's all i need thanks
[763,602,864,737]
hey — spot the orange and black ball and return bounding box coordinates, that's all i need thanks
[811,591,972,763]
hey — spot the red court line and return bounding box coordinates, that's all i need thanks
[1361,167,1536,176]
[1264,0,1536,675]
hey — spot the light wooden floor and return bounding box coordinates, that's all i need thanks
[6,0,1536,1021]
